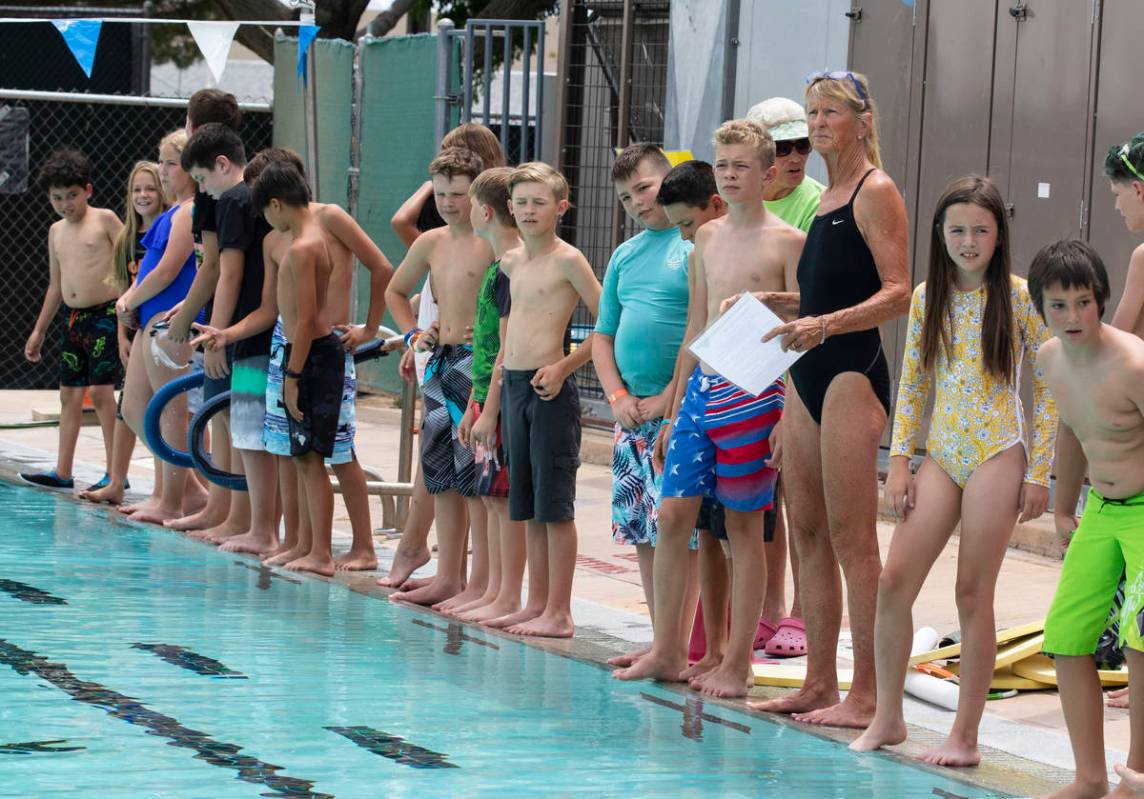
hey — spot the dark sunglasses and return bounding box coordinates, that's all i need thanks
[775,138,811,157]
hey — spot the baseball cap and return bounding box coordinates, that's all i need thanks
[746,97,808,141]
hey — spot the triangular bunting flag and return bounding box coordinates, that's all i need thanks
[187,21,239,85]
[297,24,320,85]
[51,19,102,79]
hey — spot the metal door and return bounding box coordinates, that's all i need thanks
[1087,0,1144,305]
[989,0,1096,273]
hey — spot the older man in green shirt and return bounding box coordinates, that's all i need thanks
[748,96,825,233]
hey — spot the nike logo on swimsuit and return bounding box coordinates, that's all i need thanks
[832,219,845,225]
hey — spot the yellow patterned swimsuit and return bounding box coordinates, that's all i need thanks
[890,276,1057,488]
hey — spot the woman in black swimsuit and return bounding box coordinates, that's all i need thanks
[750,72,910,728]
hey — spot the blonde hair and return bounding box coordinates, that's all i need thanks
[509,161,569,203]
[805,71,882,169]
[441,123,507,170]
[160,128,188,156]
[470,167,516,227]
[712,119,775,168]
[109,161,167,291]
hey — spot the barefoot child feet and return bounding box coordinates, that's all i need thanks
[22,150,123,495]
[850,176,1057,766]
[592,144,699,663]
[494,162,601,639]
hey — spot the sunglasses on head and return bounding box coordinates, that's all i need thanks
[1119,143,1144,183]
[805,70,869,109]
[775,138,812,157]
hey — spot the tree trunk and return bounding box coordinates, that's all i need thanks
[365,0,419,37]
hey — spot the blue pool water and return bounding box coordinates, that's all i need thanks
[0,481,1011,798]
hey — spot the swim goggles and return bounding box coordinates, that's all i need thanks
[148,320,193,371]
[805,70,869,109]
[1119,143,1144,183]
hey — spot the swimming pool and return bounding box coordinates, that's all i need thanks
[0,480,1011,798]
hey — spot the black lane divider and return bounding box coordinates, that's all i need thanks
[639,692,752,736]
[326,726,458,769]
[0,578,66,605]
[0,739,84,754]
[131,643,247,679]
[410,619,499,652]
[931,790,971,799]
[0,639,331,798]
[234,561,303,590]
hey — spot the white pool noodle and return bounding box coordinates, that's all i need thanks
[905,626,959,711]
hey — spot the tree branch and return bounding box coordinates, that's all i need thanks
[364,0,419,37]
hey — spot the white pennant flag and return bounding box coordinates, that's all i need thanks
[187,21,239,84]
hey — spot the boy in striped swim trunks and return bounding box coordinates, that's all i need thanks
[614,120,805,699]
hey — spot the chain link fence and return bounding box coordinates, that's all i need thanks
[558,0,670,406]
[0,92,272,389]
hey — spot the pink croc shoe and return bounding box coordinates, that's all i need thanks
[753,617,780,650]
[764,616,807,658]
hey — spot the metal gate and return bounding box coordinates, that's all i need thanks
[434,18,547,165]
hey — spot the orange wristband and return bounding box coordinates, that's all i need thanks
[607,388,630,405]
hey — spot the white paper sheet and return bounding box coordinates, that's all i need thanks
[687,293,803,396]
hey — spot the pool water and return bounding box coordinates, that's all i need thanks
[0,481,1011,798]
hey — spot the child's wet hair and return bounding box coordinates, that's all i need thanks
[611,143,671,182]
[251,161,311,211]
[182,123,247,172]
[712,119,775,168]
[38,149,91,192]
[469,167,516,227]
[428,147,484,182]
[656,160,716,209]
[244,147,306,185]
[187,89,241,131]
[509,161,570,203]
[1028,239,1111,320]
[440,123,506,170]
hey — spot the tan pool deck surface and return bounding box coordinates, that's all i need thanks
[0,388,1132,797]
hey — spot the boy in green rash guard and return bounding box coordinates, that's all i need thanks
[455,167,526,624]
[1029,240,1144,799]
[591,143,696,667]
[748,96,825,233]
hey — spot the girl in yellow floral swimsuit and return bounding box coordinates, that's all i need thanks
[850,175,1058,766]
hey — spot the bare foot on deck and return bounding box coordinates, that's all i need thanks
[1037,778,1110,799]
[918,736,980,767]
[849,718,907,753]
[166,506,228,532]
[130,505,184,525]
[792,695,875,728]
[264,543,309,566]
[219,532,279,557]
[390,578,463,607]
[485,606,543,629]
[434,584,484,615]
[190,522,246,544]
[80,483,126,505]
[180,487,208,517]
[1114,764,1144,794]
[607,646,651,668]
[1109,686,1131,709]
[748,685,839,716]
[690,663,751,698]
[377,546,431,588]
[460,599,521,624]
[505,612,574,638]
[335,549,379,571]
[679,654,722,681]
[284,553,336,577]
[612,651,687,683]
[118,496,161,516]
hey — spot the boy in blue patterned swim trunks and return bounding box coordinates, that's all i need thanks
[592,144,697,665]
[22,149,123,490]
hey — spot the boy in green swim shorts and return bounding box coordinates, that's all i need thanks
[1030,239,1144,799]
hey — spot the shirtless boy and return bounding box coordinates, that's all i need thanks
[22,150,122,491]
[1030,240,1144,799]
[492,162,601,638]
[385,148,494,607]
[614,120,804,697]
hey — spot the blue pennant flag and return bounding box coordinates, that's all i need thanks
[297,24,320,85]
[52,19,103,79]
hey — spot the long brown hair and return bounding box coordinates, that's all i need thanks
[922,174,1015,383]
[109,161,167,291]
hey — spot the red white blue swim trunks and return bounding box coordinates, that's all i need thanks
[660,367,784,513]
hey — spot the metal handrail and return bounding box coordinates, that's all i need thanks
[0,88,271,112]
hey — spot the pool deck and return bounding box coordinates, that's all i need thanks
[0,388,1130,798]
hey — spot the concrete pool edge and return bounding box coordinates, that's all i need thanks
[0,441,1093,797]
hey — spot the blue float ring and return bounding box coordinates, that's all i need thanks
[143,371,203,468]
[188,391,248,492]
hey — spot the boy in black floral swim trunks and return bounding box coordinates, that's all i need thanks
[22,150,123,490]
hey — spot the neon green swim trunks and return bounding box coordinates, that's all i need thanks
[1044,487,1144,656]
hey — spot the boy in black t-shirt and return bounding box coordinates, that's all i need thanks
[184,124,279,557]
